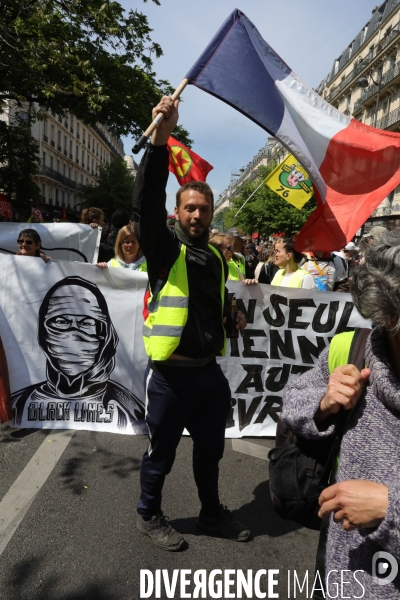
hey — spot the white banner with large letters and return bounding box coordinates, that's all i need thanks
[0,255,370,436]
[223,281,370,437]
[0,222,101,263]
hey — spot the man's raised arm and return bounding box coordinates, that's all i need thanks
[131,97,180,260]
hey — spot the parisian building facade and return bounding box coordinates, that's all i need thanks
[1,101,125,221]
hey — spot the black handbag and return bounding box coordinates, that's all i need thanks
[268,327,371,530]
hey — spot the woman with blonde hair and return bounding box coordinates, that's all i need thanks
[98,223,147,272]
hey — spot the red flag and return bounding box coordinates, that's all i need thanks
[167,136,213,185]
[27,206,44,223]
[61,206,67,220]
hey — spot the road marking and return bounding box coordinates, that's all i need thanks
[0,429,75,556]
[231,439,270,461]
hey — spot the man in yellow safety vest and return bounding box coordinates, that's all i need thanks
[132,96,250,551]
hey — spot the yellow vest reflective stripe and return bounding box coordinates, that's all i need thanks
[228,259,241,281]
[271,267,308,288]
[143,244,226,360]
[233,254,246,275]
[109,258,147,272]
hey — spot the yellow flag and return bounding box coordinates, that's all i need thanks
[265,154,313,210]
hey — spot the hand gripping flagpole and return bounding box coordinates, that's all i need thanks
[132,78,189,154]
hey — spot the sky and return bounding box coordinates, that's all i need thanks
[120,0,381,213]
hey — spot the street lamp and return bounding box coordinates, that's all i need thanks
[356,72,382,128]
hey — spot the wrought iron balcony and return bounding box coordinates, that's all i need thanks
[327,26,400,104]
[376,106,400,130]
[39,166,78,190]
[354,60,400,112]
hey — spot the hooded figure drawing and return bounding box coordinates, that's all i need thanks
[12,276,146,434]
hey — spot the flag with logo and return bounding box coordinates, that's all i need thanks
[27,206,44,223]
[167,136,213,185]
[265,155,313,210]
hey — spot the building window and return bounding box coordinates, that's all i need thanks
[83,128,86,144]
[42,152,46,166]
[55,189,59,205]
[51,125,55,147]
[76,145,79,163]
[69,167,72,179]
[63,163,66,176]
[82,149,85,164]
[57,160,60,173]
[70,115,74,134]
[70,140,73,158]
[42,184,46,200]
[50,156,54,169]
[18,112,29,123]
[77,122,80,139]
[88,134,91,150]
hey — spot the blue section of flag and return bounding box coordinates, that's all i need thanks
[185,9,290,136]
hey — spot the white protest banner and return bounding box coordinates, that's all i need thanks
[0,255,148,435]
[220,281,371,437]
[0,222,101,263]
[0,256,370,437]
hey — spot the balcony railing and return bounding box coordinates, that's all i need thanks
[376,106,400,129]
[354,60,400,112]
[327,26,400,103]
[39,166,80,190]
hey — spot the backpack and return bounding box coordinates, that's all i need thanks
[267,327,371,530]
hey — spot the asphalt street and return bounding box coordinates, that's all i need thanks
[0,424,319,600]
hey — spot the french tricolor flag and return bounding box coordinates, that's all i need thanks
[186,9,400,252]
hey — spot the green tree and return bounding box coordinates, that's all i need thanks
[79,156,135,217]
[227,165,316,238]
[0,0,191,144]
[0,119,41,213]
[211,207,232,232]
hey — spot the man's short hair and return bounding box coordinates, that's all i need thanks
[176,181,214,210]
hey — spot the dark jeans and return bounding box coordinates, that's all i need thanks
[137,360,231,518]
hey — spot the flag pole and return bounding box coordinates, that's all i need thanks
[132,78,189,154]
[231,180,265,221]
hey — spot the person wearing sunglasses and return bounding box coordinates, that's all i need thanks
[97,223,147,272]
[209,233,243,281]
[16,229,51,263]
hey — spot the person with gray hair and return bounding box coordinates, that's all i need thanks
[281,229,400,597]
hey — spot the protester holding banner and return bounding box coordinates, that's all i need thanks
[97,223,147,272]
[80,207,114,263]
[281,230,400,598]
[132,95,250,551]
[16,229,51,263]
[271,238,315,289]
[254,246,279,284]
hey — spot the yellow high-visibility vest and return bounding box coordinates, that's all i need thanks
[143,244,226,361]
[227,259,242,281]
[271,267,308,288]
[109,258,147,272]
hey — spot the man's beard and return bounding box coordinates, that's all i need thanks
[179,220,209,241]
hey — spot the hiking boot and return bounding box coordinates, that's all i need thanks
[197,505,250,542]
[136,512,185,551]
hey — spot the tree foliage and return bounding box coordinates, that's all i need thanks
[80,155,135,217]
[0,0,192,144]
[226,165,316,237]
[0,119,42,210]
[211,207,232,232]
